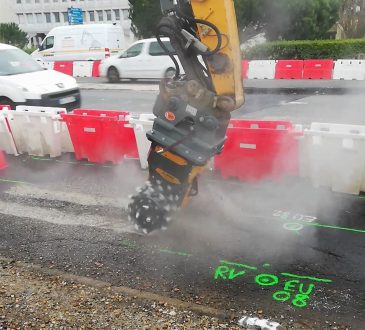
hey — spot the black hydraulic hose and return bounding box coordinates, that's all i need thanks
[156,24,182,79]
[176,9,223,56]
[186,18,223,56]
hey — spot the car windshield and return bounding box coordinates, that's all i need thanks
[0,49,43,76]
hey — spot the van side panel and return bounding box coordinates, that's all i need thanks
[35,25,126,62]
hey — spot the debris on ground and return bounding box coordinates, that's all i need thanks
[0,259,243,330]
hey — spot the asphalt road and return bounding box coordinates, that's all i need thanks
[1,88,365,328]
[80,89,365,126]
[0,153,364,329]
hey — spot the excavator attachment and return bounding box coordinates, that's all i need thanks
[128,0,244,234]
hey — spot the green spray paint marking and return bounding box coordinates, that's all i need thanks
[214,260,332,309]
[119,239,140,251]
[31,156,114,168]
[160,248,193,257]
[119,238,194,258]
[281,273,332,283]
[31,156,53,162]
[272,210,365,235]
[0,178,34,185]
[220,260,257,271]
[305,222,365,234]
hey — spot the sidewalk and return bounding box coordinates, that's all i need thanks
[77,77,365,94]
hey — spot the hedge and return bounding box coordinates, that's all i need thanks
[244,39,365,60]
[23,47,37,55]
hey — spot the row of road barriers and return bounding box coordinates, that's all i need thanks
[242,59,365,80]
[41,59,365,80]
[40,61,102,77]
[0,107,364,195]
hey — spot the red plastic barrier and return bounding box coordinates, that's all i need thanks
[0,151,7,171]
[0,105,11,110]
[275,60,303,79]
[303,60,333,80]
[92,61,101,77]
[61,109,138,164]
[241,60,249,79]
[54,62,74,76]
[215,120,301,182]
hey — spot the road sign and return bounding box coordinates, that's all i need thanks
[68,7,83,25]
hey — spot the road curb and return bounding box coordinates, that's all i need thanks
[78,83,360,95]
[244,87,348,95]
[0,256,233,321]
[79,83,159,92]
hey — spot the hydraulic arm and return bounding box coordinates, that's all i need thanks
[128,0,244,233]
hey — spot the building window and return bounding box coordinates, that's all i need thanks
[45,12,51,23]
[35,0,40,3]
[62,12,68,22]
[88,11,95,22]
[97,10,103,21]
[25,0,31,3]
[106,10,112,21]
[53,12,60,23]
[83,11,86,22]
[16,0,21,4]
[26,13,34,24]
[122,9,129,20]
[36,13,43,23]
[53,0,58,2]
[17,13,25,24]
[113,9,120,21]
[44,0,50,3]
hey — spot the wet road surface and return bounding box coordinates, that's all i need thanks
[0,154,364,329]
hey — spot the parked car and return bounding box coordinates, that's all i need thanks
[32,24,126,62]
[99,38,181,82]
[0,43,80,111]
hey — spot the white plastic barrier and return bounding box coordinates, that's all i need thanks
[129,114,155,169]
[333,60,365,80]
[16,106,74,153]
[247,60,277,79]
[0,112,18,155]
[73,61,93,77]
[301,123,365,195]
[7,106,68,158]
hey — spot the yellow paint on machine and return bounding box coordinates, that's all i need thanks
[181,165,206,208]
[155,168,181,185]
[155,146,188,166]
[191,0,244,108]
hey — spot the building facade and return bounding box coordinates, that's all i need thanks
[0,0,17,24]
[14,0,133,47]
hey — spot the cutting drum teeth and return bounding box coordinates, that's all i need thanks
[128,183,174,234]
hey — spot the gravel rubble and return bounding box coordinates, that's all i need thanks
[0,260,244,330]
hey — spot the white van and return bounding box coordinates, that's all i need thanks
[0,43,80,111]
[32,24,126,62]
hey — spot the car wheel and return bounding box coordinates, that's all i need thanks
[0,97,15,110]
[107,67,120,83]
[164,68,176,79]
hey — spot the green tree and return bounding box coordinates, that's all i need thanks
[0,23,28,48]
[262,0,342,40]
[128,0,341,41]
[234,0,341,40]
[128,0,162,39]
[338,0,365,38]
